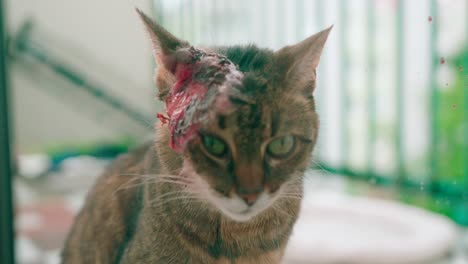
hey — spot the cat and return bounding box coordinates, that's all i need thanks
[61,8,331,264]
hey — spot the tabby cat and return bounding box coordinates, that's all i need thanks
[62,9,331,264]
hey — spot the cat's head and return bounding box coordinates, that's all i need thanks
[137,9,331,222]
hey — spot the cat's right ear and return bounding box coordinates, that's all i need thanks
[136,8,190,72]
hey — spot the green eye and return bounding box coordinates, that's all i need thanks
[267,136,295,158]
[202,135,227,157]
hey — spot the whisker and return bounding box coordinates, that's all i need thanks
[114,173,193,189]
[309,160,332,176]
[279,190,303,195]
[154,179,192,186]
[119,173,183,180]
[146,188,197,205]
[272,204,295,218]
[157,190,191,199]
[112,177,194,200]
[150,195,202,208]
[114,179,153,193]
[277,195,303,200]
[118,173,154,177]
[111,177,154,197]
[279,195,303,199]
[282,192,303,197]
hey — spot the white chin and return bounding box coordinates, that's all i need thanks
[188,170,279,222]
[218,207,260,222]
[210,192,275,222]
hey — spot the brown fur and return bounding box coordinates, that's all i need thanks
[61,9,331,264]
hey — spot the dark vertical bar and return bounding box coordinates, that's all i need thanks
[396,0,405,182]
[0,0,16,263]
[429,0,438,189]
[367,0,376,177]
[339,0,349,167]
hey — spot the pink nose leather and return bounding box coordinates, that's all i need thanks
[238,188,263,206]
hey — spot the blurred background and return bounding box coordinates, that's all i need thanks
[1,0,467,263]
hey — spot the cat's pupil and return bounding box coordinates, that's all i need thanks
[279,139,286,147]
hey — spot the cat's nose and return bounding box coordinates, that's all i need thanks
[238,187,263,206]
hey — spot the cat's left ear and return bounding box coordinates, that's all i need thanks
[275,26,333,92]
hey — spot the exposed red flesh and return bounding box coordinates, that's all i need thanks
[166,81,207,152]
[156,113,169,125]
[159,47,243,153]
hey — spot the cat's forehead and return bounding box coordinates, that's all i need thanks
[175,47,239,80]
[166,45,311,152]
[180,46,277,112]
[217,46,286,103]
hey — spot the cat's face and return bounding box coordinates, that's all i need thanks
[184,71,318,221]
[137,9,331,222]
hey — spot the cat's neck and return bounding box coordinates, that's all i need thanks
[142,179,301,261]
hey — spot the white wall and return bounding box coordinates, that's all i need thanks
[6,0,159,152]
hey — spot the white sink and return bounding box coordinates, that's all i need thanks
[284,186,457,264]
